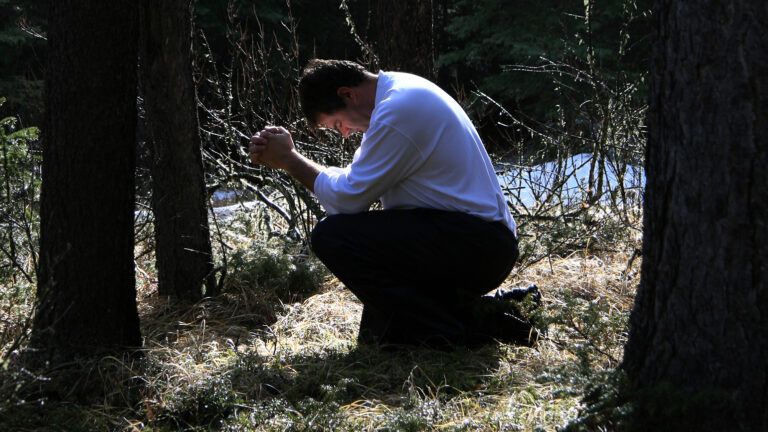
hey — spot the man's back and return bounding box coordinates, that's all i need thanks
[316,71,516,233]
[372,72,514,231]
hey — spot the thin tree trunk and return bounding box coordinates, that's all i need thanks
[34,1,141,358]
[622,0,768,430]
[139,0,216,300]
[374,0,435,79]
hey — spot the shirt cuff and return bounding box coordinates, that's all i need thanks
[313,166,345,215]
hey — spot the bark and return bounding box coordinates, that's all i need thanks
[139,0,215,300]
[622,0,768,430]
[374,0,435,79]
[34,1,141,357]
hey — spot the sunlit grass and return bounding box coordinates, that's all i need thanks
[0,204,639,431]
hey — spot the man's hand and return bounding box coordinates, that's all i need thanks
[249,126,297,170]
[248,125,323,192]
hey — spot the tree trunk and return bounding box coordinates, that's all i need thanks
[622,1,768,430]
[139,0,216,300]
[374,0,435,79]
[34,1,141,358]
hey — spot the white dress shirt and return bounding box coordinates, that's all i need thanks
[313,71,516,234]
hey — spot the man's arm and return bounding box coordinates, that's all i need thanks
[249,126,323,192]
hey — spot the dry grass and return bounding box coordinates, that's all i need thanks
[0,205,640,431]
[127,250,636,431]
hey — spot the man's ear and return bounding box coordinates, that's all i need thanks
[336,86,356,104]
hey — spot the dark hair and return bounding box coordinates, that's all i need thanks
[298,59,369,125]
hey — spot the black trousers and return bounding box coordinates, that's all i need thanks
[310,208,521,346]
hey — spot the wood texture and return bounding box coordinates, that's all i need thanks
[34,1,141,357]
[623,0,767,429]
[140,0,215,300]
[375,0,435,79]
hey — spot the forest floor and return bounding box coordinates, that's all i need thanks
[0,224,640,431]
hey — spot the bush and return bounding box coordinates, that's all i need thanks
[225,240,326,305]
[0,96,39,359]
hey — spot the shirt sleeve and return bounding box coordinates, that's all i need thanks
[313,123,425,215]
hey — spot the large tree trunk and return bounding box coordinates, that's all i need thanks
[622,0,767,430]
[139,0,215,300]
[34,1,141,358]
[374,0,435,79]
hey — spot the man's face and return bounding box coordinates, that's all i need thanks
[316,108,369,138]
[315,86,373,138]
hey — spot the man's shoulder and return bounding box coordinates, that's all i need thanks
[382,71,441,98]
[374,72,448,124]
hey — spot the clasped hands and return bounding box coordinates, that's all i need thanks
[248,126,297,170]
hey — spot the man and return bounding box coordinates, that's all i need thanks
[249,59,538,347]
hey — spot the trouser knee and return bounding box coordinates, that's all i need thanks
[309,214,346,262]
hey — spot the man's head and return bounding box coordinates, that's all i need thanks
[298,59,377,137]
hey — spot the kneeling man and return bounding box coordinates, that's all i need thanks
[249,59,537,347]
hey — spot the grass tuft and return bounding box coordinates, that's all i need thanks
[0,203,640,431]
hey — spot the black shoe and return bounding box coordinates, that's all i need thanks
[489,284,542,306]
[495,310,539,346]
[469,296,539,347]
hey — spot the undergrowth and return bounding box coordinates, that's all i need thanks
[0,198,640,430]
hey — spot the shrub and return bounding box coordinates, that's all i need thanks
[225,240,326,305]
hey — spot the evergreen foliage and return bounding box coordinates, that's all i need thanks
[0,0,45,124]
[0,96,39,284]
[0,96,38,357]
[440,0,651,119]
[194,0,369,67]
